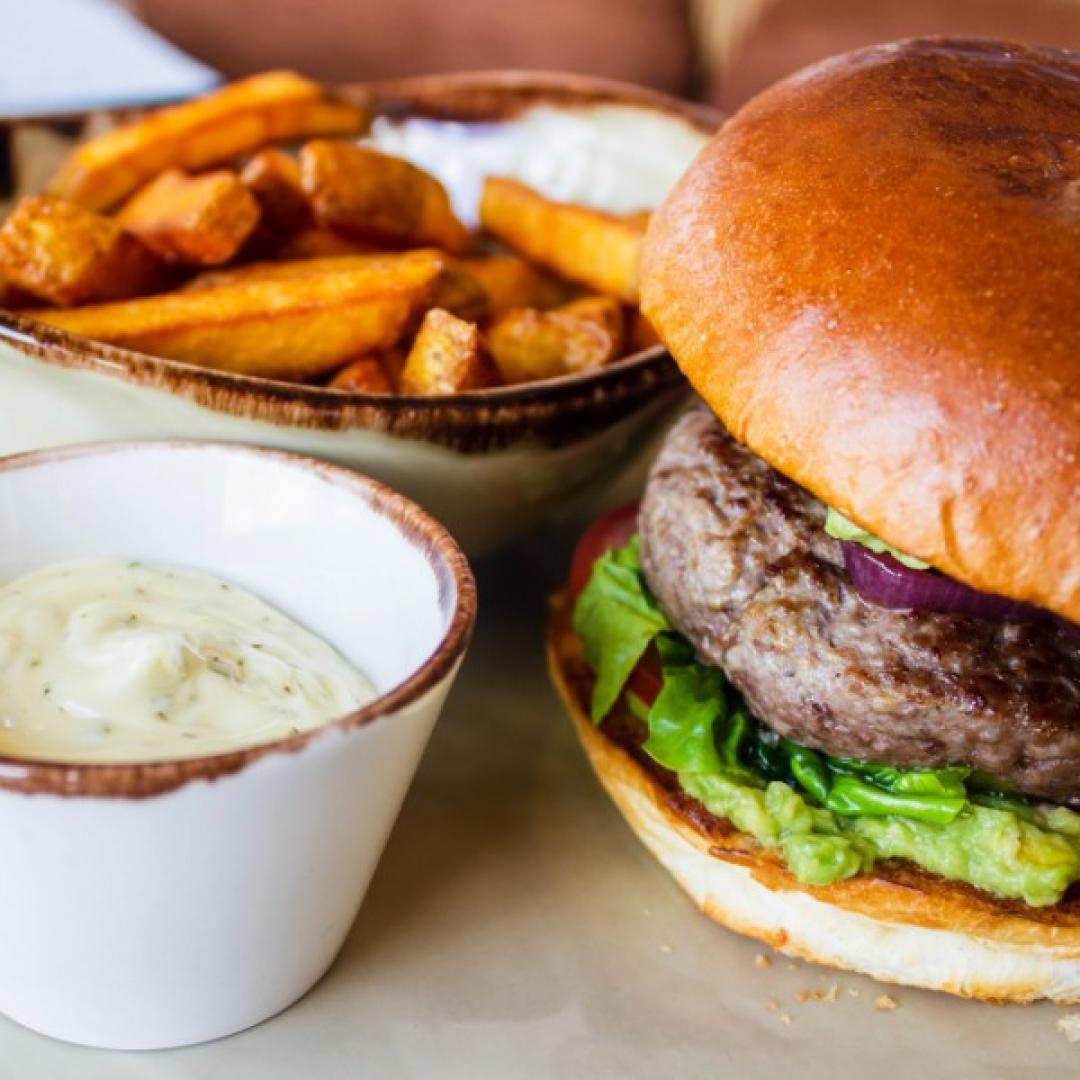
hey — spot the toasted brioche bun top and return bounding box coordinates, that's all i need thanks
[641,38,1080,623]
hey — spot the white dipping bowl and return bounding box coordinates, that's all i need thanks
[0,441,476,1051]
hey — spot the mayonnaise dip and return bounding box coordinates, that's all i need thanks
[367,105,708,227]
[0,559,377,763]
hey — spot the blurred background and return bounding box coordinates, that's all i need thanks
[132,0,1080,111]
[6,0,1080,118]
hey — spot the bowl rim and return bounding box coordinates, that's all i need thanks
[0,69,720,427]
[0,439,478,799]
[0,308,672,412]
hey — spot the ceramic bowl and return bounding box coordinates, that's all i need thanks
[0,72,718,554]
[0,441,476,1050]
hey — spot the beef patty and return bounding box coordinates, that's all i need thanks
[638,408,1080,806]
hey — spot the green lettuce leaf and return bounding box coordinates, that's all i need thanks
[828,757,969,795]
[781,739,831,804]
[642,635,729,776]
[825,776,967,826]
[824,507,930,570]
[572,537,668,722]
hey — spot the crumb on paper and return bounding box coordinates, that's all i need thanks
[847,988,860,998]
[796,985,840,1004]
[779,1011,792,1026]
[659,944,673,954]
[754,953,772,970]
[1057,1014,1080,1043]
[766,999,779,1012]
[875,994,899,1011]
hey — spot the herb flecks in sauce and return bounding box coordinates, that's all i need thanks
[0,560,376,763]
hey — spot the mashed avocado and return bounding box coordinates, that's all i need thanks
[574,538,1080,907]
[679,768,1080,905]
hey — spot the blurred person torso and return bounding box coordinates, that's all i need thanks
[135,0,1080,111]
[133,0,695,96]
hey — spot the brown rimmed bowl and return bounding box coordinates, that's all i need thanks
[0,72,719,554]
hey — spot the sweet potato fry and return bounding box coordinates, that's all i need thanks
[458,254,572,316]
[240,148,312,236]
[0,196,166,306]
[117,169,261,266]
[328,354,396,393]
[486,296,624,384]
[399,308,486,395]
[30,251,443,381]
[479,177,646,302]
[301,140,470,254]
[48,71,368,212]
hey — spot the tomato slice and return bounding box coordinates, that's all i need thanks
[568,500,663,709]
[568,502,640,601]
[627,645,662,707]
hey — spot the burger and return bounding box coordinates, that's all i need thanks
[547,37,1080,1002]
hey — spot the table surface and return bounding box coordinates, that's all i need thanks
[4,516,1078,1078]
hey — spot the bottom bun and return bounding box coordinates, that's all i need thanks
[547,590,1080,1004]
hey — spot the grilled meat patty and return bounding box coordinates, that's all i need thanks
[638,409,1080,805]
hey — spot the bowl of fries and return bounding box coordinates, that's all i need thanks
[0,71,717,553]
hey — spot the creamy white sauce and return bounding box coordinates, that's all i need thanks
[367,104,709,228]
[0,559,376,763]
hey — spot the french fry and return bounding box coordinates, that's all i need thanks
[30,251,443,381]
[559,295,626,352]
[328,354,396,393]
[628,308,661,352]
[48,71,368,212]
[7,72,661,395]
[117,169,261,266]
[399,308,487,395]
[240,148,312,236]
[272,227,376,260]
[182,253,385,290]
[486,296,624,384]
[209,251,535,321]
[458,254,572,316]
[184,251,485,320]
[430,261,488,321]
[480,177,646,302]
[0,274,35,310]
[301,140,470,254]
[0,196,166,306]
[379,344,408,388]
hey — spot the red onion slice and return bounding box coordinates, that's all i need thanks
[841,542,1059,625]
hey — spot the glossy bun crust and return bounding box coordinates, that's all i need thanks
[641,38,1080,623]
[548,593,1080,1003]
